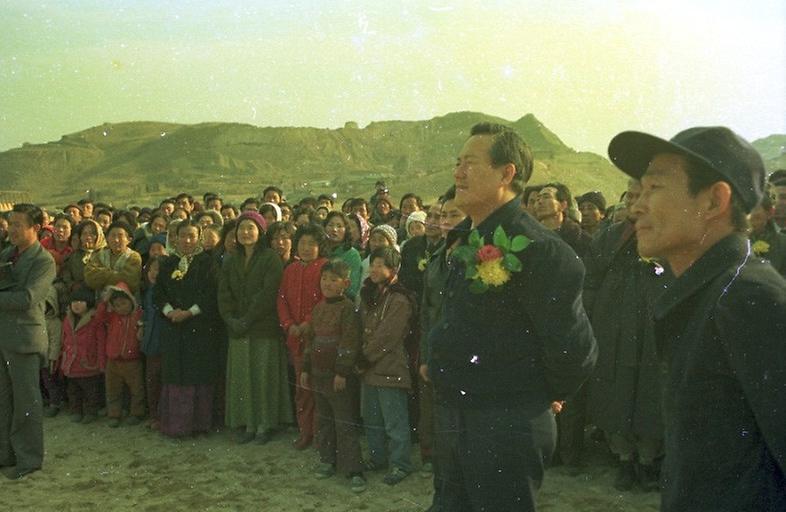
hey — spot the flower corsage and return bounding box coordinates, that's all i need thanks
[752,240,770,256]
[452,226,531,294]
[171,269,186,280]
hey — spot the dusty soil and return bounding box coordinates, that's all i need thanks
[2,415,660,511]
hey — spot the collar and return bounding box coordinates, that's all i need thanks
[654,234,750,320]
[446,195,522,248]
[325,295,345,304]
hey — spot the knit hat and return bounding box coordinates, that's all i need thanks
[70,287,96,308]
[237,210,267,233]
[371,224,398,247]
[405,210,428,235]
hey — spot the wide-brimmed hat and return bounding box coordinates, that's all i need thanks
[608,126,765,212]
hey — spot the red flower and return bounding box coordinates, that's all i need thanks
[476,244,503,262]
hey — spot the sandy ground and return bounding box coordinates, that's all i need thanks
[1,415,660,511]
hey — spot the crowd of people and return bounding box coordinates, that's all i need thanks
[1,122,785,511]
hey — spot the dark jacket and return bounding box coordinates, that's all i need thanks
[583,220,668,439]
[654,234,786,512]
[429,196,597,410]
[419,242,450,365]
[556,216,592,259]
[154,252,221,385]
[399,235,442,302]
[750,220,786,277]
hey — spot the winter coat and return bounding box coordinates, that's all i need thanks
[654,234,786,511]
[359,281,414,390]
[302,296,362,378]
[60,307,106,378]
[84,247,142,294]
[154,251,221,385]
[140,285,163,356]
[429,196,597,410]
[555,216,592,259]
[218,247,283,339]
[277,257,326,357]
[329,245,362,300]
[419,242,450,365]
[750,220,786,277]
[41,237,74,277]
[399,236,442,303]
[583,220,668,439]
[97,282,142,361]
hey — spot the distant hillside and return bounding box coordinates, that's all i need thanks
[0,112,628,208]
[752,134,786,173]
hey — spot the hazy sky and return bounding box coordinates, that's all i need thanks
[2,0,784,154]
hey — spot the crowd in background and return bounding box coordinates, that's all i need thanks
[1,167,785,494]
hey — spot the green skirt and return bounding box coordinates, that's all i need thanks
[225,335,293,433]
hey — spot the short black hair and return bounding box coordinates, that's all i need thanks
[321,259,351,280]
[541,182,573,205]
[293,223,327,257]
[469,123,534,193]
[175,219,202,236]
[106,220,133,238]
[266,221,297,245]
[683,159,748,232]
[522,185,543,205]
[369,246,401,271]
[399,193,423,211]
[11,204,44,227]
[263,186,283,199]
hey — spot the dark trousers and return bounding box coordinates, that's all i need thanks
[40,366,65,407]
[67,375,102,416]
[418,377,435,461]
[556,382,589,465]
[0,348,44,470]
[105,359,145,418]
[313,374,363,475]
[431,403,556,512]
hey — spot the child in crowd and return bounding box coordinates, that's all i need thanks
[141,256,165,431]
[358,247,415,485]
[60,288,106,424]
[360,224,398,284]
[98,282,145,427]
[202,224,221,252]
[277,224,328,450]
[84,221,142,294]
[400,211,427,250]
[41,286,64,417]
[301,260,365,493]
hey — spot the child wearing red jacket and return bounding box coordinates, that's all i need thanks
[97,282,144,427]
[60,287,106,424]
[277,224,328,449]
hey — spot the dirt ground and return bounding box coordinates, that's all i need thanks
[2,415,660,511]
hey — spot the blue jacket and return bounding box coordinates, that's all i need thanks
[429,196,597,411]
[141,285,163,356]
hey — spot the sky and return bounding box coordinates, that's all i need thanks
[1,0,784,154]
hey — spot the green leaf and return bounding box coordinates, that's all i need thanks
[493,226,510,251]
[503,253,522,272]
[510,235,531,253]
[468,230,482,247]
[451,246,476,264]
[465,264,477,279]
[469,279,488,294]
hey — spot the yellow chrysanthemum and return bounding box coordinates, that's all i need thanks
[171,269,186,280]
[752,240,770,255]
[476,258,510,287]
[417,257,428,272]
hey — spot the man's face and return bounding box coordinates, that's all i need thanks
[749,204,772,233]
[526,191,539,215]
[400,198,419,219]
[8,212,39,249]
[97,213,112,232]
[65,206,82,222]
[579,202,603,230]
[176,197,193,212]
[632,153,707,260]
[150,216,168,235]
[624,180,642,221]
[454,135,507,217]
[439,199,465,237]
[221,206,237,220]
[206,198,222,211]
[161,202,175,216]
[772,185,786,220]
[106,227,130,254]
[535,187,566,221]
[81,203,94,218]
[424,205,442,239]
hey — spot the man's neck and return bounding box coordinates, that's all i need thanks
[539,213,563,231]
[469,192,517,228]
[667,225,736,278]
[14,239,35,254]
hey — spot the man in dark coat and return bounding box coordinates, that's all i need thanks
[608,126,786,511]
[0,204,56,480]
[428,123,597,511]
[584,178,668,491]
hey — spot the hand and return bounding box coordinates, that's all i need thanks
[419,364,430,383]
[300,372,310,389]
[551,401,564,414]
[333,375,346,392]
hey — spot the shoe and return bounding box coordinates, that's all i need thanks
[255,430,273,445]
[236,431,256,444]
[363,459,388,472]
[420,461,434,477]
[636,461,661,493]
[107,418,121,428]
[350,474,367,493]
[43,405,60,418]
[69,413,84,423]
[292,436,312,450]
[2,466,40,480]
[314,463,336,479]
[81,414,97,424]
[124,416,143,427]
[383,467,409,486]
[614,460,637,491]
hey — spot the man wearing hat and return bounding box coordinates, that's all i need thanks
[608,126,786,511]
[576,191,607,235]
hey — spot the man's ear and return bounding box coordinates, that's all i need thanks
[500,163,516,186]
[706,181,733,220]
